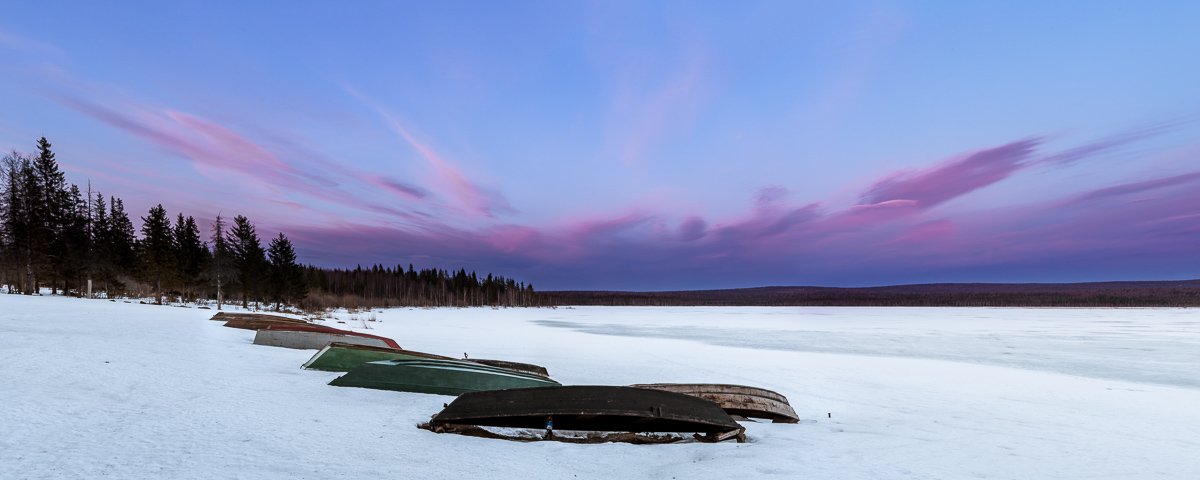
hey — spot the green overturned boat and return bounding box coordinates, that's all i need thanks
[302,342,453,372]
[329,358,561,396]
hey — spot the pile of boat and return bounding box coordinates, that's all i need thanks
[215,312,800,444]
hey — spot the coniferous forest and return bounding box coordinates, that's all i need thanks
[0,137,540,310]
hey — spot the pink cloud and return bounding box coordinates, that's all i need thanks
[278,124,1200,289]
[343,86,513,218]
[365,175,429,201]
[1064,171,1200,205]
[44,82,442,228]
[31,64,1200,289]
[861,138,1039,208]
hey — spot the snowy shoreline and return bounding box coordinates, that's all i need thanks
[2,295,1197,479]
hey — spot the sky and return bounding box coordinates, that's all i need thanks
[1,1,1198,290]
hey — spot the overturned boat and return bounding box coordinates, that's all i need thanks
[253,324,401,350]
[302,343,554,380]
[211,312,308,323]
[463,359,550,379]
[630,383,799,423]
[422,385,745,443]
[214,312,312,331]
[329,358,559,395]
[302,343,454,371]
[223,318,312,330]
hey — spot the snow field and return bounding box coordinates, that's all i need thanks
[1,296,1197,479]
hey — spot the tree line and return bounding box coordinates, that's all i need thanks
[0,137,540,309]
[302,264,541,309]
[541,282,1200,307]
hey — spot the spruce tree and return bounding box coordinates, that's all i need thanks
[226,215,266,309]
[0,152,30,293]
[33,137,68,293]
[108,197,137,291]
[60,184,89,295]
[138,204,174,304]
[16,158,40,293]
[90,192,113,294]
[172,213,206,301]
[207,214,235,310]
[267,232,306,310]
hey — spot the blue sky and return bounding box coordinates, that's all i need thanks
[2,1,1198,289]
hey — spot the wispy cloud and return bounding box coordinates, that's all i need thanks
[609,46,709,166]
[22,58,1200,289]
[40,74,441,229]
[343,85,514,218]
[282,121,1199,288]
[0,27,65,57]
[861,138,1039,209]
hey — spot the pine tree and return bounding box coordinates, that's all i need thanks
[0,151,31,293]
[172,213,207,301]
[267,232,306,310]
[138,204,174,304]
[207,214,235,310]
[59,184,89,295]
[33,137,68,293]
[226,215,266,309]
[15,157,41,293]
[108,197,137,291]
[90,192,113,294]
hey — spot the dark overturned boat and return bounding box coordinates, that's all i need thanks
[630,383,799,423]
[421,385,745,443]
[329,358,560,395]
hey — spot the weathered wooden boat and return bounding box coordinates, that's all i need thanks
[329,358,560,395]
[211,312,308,323]
[222,318,311,330]
[302,343,454,371]
[630,383,799,423]
[252,325,401,350]
[422,385,745,443]
[262,324,401,349]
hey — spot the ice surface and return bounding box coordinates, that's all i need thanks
[2,296,1198,479]
[533,307,1200,387]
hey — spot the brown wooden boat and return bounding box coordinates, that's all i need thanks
[253,324,402,350]
[630,383,799,423]
[222,318,311,330]
[210,312,308,323]
[424,385,745,442]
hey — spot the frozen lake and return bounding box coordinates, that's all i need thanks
[534,307,1200,387]
[2,296,1197,479]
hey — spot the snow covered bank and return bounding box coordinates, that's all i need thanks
[2,296,1197,479]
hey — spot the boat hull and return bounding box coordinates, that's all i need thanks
[302,343,453,371]
[253,329,394,350]
[631,383,799,423]
[428,385,744,437]
[329,358,560,396]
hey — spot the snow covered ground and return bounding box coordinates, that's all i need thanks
[2,295,1198,479]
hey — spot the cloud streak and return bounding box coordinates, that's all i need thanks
[39,74,452,230]
[343,85,514,218]
[285,123,1199,289]
[23,60,1199,290]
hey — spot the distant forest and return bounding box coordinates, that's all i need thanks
[0,137,539,309]
[543,281,1200,307]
